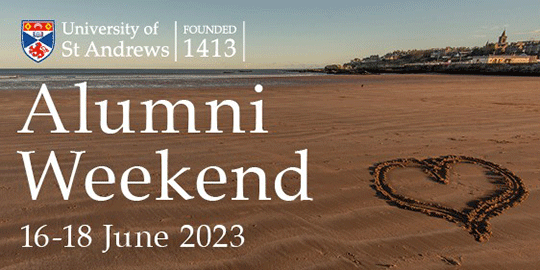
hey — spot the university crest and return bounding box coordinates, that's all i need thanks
[21,20,55,63]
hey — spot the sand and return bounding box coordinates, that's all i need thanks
[1,74,540,269]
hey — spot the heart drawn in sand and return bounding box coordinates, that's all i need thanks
[370,155,529,242]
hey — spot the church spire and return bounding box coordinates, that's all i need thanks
[495,29,508,54]
[498,29,508,45]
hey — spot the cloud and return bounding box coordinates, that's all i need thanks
[471,25,510,40]
[515,29,540,35]
[490,24,509,31]
[471,34,487,39]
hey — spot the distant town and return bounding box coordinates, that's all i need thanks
[323,31,540,75]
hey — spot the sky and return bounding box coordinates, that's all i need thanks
[2,0,540,69]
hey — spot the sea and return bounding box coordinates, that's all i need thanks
[0,69,322,90]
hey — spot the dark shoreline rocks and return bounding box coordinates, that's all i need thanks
[308,63,540,76]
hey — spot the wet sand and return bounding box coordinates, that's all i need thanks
[1,74,540,269]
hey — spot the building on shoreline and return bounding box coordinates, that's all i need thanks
[489,55,538,64]
[491,30,540,56]
[340,29,540,71]
[472,55,538,64]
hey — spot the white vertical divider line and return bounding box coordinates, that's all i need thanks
[243,21,246,62]
[174,21,178,62]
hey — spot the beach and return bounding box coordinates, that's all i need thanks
[1,74,540,269]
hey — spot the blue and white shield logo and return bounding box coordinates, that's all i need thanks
[21,20,55,63]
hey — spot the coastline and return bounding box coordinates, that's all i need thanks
[320,63,540,76]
